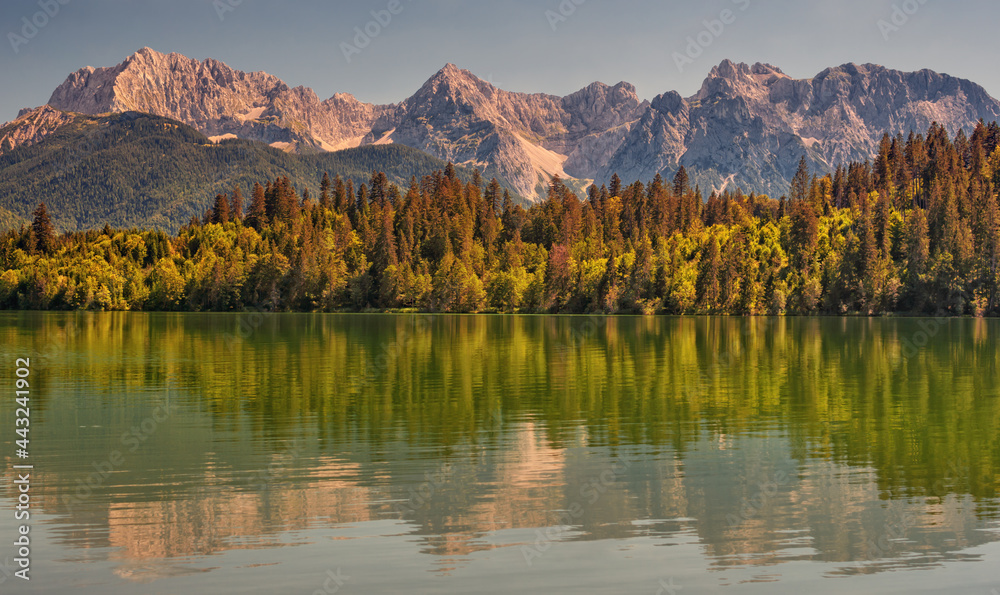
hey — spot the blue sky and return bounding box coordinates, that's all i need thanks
[2,0,999,123]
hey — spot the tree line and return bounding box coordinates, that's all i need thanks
[3,120,1000,315]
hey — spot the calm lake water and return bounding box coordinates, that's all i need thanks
[1,313,999,594]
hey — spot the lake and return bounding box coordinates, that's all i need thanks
[1,313,998,594]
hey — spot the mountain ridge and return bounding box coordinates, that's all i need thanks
[19,49,1000,199]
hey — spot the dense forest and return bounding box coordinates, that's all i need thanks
[0,111,484,232]
[3,120,1000,315]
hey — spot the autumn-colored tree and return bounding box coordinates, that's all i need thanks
[211,193,230,224]
[229,185,244,221]
[246,182,267,230]
[673,166,690,197]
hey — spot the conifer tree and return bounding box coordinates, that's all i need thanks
[229,185,244,221]
[486,178,502,215]
[31,202,55,254]
[334,175,347,212]
[609,173,622,199]
[246,182,267,230]
[673,166,690,196]
[791,156,810,202]
[320,172,332,209]
[211,193,230,224]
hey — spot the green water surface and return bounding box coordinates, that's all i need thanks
[0,313,998,594]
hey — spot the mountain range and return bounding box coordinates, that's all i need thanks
[4,48,1000,218]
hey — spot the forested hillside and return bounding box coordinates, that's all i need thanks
[0,111,486,232]
[3,121,1000,315]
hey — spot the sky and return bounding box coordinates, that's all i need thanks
[2,0,1000,123]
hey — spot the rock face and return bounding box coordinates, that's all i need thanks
[0,105,79,155]
[38,49,1000,199]
[603,60,1000,196]
[363,64,648,196]
[47,47,393,153]
[43,49,647,198]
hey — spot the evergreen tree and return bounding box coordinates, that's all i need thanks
[229,185,244,221]
[791,156,810,202]
[334,175,348,212]
[211,193,230,224]
[789,199,819,272]
[673,166,690,196]
[486,178,502,214]
[609,173,622,199]
[320,172,332,209]
[264,181,277,220]
[370,171,390,207]
[31,203,55,254]
[246,182,267,230]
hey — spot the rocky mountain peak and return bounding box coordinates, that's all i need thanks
[650,91,685,116]
[709,59,751,80]
[126,46,165,64]
[415,63,497,102]
[33,51,1000,200]
[695,59,775,102]
[751,62,785,76]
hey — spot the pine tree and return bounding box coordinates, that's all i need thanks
[276,177,299,221]
[211,193,230,224]
[609,173,622,199]
[344,179,355,217]
[673,166,690,197]
[264,181,277,220]
[31,203,55,254]
[789,200,819,272]
[370,171,389,207]
[791,156,810,202]
[486,178,502,215]
[229,185,244,221]
[246,182,267,230]
[334,175,348,212]
[320,172,332,209]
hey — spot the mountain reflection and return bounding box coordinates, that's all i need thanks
[1,312,998,578]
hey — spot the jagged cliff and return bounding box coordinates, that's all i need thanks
[15,49,1000,199]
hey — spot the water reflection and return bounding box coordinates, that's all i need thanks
[0,313,998,592]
